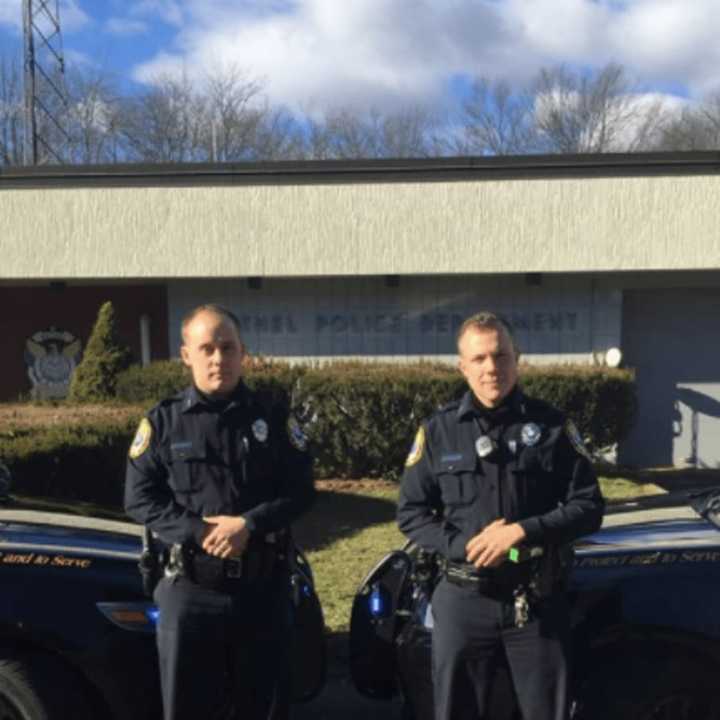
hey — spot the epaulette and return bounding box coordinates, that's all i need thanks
[424,399,461,425]
[521,394,564,423]
[157,390,186,408]
[147,390,186,418]
[436,399,461,415]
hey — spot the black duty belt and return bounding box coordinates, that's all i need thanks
[443,560,534,597]
[168,540,283,590]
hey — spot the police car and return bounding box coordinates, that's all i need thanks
[350,488,720,720]
[0,467,324,720]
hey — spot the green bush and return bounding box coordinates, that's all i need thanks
[296,363,636,480]
[2,362,636,505]
[115,360,188,404]
[295,362,464,480]
[115,359,304,411]
[68,301,131,402]
[520,366,637,453]
[1,417,139,506]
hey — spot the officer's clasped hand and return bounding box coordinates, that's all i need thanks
[202,515,250,559]
[465,518,527,569]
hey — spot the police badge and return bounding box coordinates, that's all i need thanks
[475,435,495,459]
[252,419,269,443]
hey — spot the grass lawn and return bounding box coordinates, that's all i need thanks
[294,476,665,633]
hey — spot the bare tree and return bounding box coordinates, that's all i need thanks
[653,94,720,151]
[117,73,205,162]
[64,67,124,164]
[460,64,668,156]
[197,66,263,161]
[305,106,442,159]
[460,78,537,155]
[250,106,305,161]
[0,54,24,167]
[532,63,664,153]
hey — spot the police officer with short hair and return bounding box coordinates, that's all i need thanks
[397,311,604,720]
[125,304,314,720]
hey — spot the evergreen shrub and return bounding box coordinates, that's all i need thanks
[67,301,131,402]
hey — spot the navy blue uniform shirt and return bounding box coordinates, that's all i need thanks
[124,382,314,546]
[397,387,604,562]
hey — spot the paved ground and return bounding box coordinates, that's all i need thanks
[291,636,403,720]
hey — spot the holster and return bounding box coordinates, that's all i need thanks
[532,543,574,599]
[138,527,164,597]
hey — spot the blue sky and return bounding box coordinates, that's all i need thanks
[1,0,717,116]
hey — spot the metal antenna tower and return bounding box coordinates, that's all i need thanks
[22,0,71,165]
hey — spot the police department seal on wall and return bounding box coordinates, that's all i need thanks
[24,329,82,400]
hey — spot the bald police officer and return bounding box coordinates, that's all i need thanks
[125,304,314,720]
[397,312,604,720]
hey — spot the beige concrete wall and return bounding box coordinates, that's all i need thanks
[3,173,720,279]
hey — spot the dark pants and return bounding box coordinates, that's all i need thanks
[431,578,570,720]
[154,574,292,720]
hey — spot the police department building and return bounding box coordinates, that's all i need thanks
[3,153,720,468]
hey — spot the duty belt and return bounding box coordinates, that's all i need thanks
[166,535,283,589]
[443,562,494,591]
[442,560,535,595]
[443,560,537,628]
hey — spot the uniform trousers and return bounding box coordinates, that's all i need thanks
[431,578,570,720]
[154,573,291,720]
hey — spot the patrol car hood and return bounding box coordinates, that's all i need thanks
[0,499,142,560]
[577,489,720,554]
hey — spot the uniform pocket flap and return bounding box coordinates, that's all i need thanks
[437,453,476,474]
[170,441,206,462]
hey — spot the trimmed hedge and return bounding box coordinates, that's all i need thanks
[1,420,137,507]
[294,363,636,480]
[2,361,636,502]
[115,359,303,409]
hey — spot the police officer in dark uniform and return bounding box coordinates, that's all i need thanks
[125,304,314,720]
[397,312,604,720]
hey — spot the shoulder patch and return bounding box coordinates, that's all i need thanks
[405,426,426,467]
[287,416,308,451]
[129,418,152,459]
[564,420,591,461]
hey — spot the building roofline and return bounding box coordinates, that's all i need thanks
[2,151,720,190]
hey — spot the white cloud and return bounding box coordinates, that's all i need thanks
[60,0,91,32]
[64,47,93,67]
[132,0,515,112]
[129,0,184,27]
[129,0,720,113]
[0,0,21,30]
[606,1,720,96]
[105,17,149,36]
